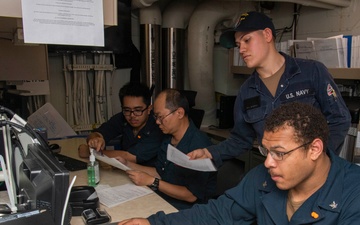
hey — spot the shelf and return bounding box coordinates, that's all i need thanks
[328,68,360,80]
[231,66,360,80]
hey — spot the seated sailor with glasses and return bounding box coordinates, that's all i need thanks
[86,82,163,167]
[117,101,360,225]
[115,89,216,210]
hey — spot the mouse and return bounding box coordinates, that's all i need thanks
[49,143,61,154]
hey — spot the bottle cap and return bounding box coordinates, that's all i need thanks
[89,148,95,162]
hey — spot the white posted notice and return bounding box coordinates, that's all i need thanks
[21,0,104,46]
[167,144,217,172]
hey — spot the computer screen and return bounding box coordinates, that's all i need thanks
[0,105,71,225]
[17,142,71,225]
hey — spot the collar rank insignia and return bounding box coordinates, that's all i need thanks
[329,201,338,209]
[262,181,267,188]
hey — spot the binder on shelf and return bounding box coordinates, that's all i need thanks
[290,35,355,69]
[344,35,352,68]
[311,37,347,68]
[293,40,316,60]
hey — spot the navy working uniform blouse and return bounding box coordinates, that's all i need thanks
[94,111,163,166]
[148,151,360,224]
[208,52,351,167]
[155,120,216,210]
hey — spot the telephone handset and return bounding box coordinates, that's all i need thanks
[82,208,111,225]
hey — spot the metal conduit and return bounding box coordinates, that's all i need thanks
[139,3,162,99]
[162,0,197,90]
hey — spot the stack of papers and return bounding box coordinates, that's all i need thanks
[279,34,360,69]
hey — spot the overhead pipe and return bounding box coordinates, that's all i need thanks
[313,0,351,7]
[162,0,198,90]
[187,0,252,126]
[245,0,350,9]
[132,0,158,9]
[139,2,162,98]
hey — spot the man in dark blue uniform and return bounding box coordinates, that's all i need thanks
[116,89,216,210]
[86,82,163,166]
[117,102,360,225]
[188,11,351,168]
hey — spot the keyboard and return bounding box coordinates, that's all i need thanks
[55,154,87,171]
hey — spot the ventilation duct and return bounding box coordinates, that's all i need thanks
[187,0,250,126]
[132,0,158,9]
[162,0,197,89]
[245,0,351,9]
[139,2,162,97]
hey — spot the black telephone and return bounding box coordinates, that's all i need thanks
[81,208,111,225]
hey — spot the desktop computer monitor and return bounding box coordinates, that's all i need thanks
[17,142,71,225]
[1,105,71,225]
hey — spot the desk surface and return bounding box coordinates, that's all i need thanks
[49,138,177,224]
[200,127,259,146]
[200,127,231,141]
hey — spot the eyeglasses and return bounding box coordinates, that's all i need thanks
[153,108,178,124]
[258,141,312,161]
[122,106,148,116]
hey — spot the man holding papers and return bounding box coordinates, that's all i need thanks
[86,82,163,167]
[116,89,216,210]
[188,11,350,167]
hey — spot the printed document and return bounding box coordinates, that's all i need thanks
[96,184,153,208]
[21,0,104,46]
[93,150,130,171]
[166,144,217,172]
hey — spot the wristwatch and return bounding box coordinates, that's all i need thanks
[148,178,160,191]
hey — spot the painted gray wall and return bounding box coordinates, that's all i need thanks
[49,0,360,120]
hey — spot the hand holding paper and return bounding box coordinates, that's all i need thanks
[166,144,217,172]
[93,150,131,171]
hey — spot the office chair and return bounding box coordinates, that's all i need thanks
[179,90,205,128]
[189,108,205,129]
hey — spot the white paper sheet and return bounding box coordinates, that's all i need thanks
[96,183,153,208]
[21,0,104,46]
[93,150,131,171]
[27,102,77,139]
[166,144,217,172]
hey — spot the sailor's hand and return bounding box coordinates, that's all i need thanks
[187,148,212,160]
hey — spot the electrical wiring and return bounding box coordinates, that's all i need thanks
[77,54,83,125]
[61,52,114,132]
[106,61,115,118]
[95,53,107,125]
[84,53,90,125]
[87,58,95,127]
[99,53,106,124]
[95,53,101,125]
[276,4,302,42]
[63,54,72,124]
[72,54,79,125]
[79,53,88,125]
